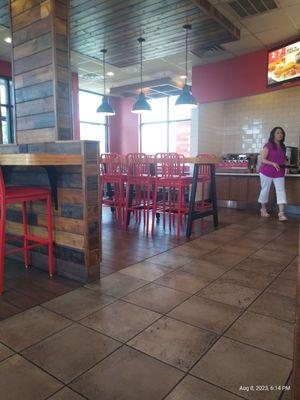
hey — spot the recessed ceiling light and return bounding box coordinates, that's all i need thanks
[107,71,114,76]
[4,37,11,44]
[180,75,187,79]
[106,88,110,94]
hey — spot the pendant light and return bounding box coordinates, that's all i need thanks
[131,37,152,114]
[175,24,197,109]
[96,48,115,116]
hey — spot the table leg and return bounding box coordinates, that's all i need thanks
[186,163,199,237]
[45,166,58,210]
[210,163,218,227]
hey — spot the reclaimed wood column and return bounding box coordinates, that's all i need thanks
[9,0,72,143]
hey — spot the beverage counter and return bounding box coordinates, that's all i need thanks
[215,172,300,209]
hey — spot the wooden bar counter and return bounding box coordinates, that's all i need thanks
[0,140,101,283]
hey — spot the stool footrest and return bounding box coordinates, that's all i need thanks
[6,243,45,255]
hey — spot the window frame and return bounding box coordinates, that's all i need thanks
[140,95,191,155]
[0,76,14,144]
[79,89,109,152]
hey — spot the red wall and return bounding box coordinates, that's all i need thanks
[108,97,139,154]
[0,60,11,77]
[192,49,300,104]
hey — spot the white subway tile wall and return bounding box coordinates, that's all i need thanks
[197,86,300,154]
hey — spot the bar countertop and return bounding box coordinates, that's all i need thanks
[0,153,83,166]
[216,172,300,177]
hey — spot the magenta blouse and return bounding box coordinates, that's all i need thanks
[259,142,285,178]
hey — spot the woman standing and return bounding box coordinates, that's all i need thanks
[258,127,287,221]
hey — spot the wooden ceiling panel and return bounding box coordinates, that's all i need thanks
[69,0,240,67]
[1,0,240,69]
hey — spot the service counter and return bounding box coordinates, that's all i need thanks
[216,172,300,210]
[0,141,101,283]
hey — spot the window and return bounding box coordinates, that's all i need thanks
[0,77,14,144]
[79,90,108,154]
[140,95,192,156]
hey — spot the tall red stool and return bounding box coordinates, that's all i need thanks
[0,167,54,294]
[152,153,193,236]
[124,153,155,233]
[100,153,126,225]
[196,153,216,210]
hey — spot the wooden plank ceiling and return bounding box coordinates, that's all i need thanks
[0,0,240,68]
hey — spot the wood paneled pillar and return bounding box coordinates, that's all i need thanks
[9,0,72,144]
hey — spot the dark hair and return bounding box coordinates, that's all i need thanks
[268,127,286,150]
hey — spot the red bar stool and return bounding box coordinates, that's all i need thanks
[0,167,54,295]
[100,153,126,225]
[152,153,193,236]
[196,153,216,210]
[124,153,155,233]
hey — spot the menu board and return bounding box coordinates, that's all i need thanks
[267,41,300,86]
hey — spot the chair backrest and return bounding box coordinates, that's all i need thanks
[100,153,122,176]
[197,153,216,175]
[0,167,5,197]
[154,153,183,178]
[126,153,151,177]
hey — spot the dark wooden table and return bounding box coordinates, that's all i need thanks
[185,156,221,238]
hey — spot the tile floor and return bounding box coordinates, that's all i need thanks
[0,208,298,399]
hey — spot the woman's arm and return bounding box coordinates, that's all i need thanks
[261,147,280,171]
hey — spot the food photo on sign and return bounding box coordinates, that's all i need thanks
[267,41,300,85]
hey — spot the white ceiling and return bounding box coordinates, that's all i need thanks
[0,0,299,95]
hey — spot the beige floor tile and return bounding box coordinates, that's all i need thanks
[226,311,294,359]
[81,300,161,342]
[168,296,242,334]
[43,287,116,321]
[262,242,298,256]
[228,237,263,250]
[0,306,71,351]
[191,337,292,400]
[147,252,193,269]
[220,269,273,290]
[48,387,86,400]
[180,259,229,279]
[119,261,172,281]
[267,278,297,299]
[199,281,260,308]
[249,292,295,323]
[86,272,148,297]
[154,270,212,294]
[122,283,190,314]
[237,257,284,276]
[219,244,255,257]
[251,249,294,267]
[22,324,120,383]
[0,354,62,400]
[169,243,214,259]
[279,264,298,280]
[203,250,247,268]
[185,237,221,251]
[128,316,216,371]
[71,345,183,400]
[0,343,14,362]
[165,375,244,400]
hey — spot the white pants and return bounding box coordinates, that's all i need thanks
[258,173,287,204]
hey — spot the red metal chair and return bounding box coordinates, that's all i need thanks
[124,153,155,233]
[196,153,216,210]
[0,167,54,294]
[152,153,193,236]
[100,153,126,224]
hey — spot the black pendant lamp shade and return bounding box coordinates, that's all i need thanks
[96,49,115,116]
[131,38,152,114]
[175,24,197,109]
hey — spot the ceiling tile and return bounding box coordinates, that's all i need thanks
[256,26,298,45]
[241,9,294,33]
[284,4,300,26]
[222,35,264,52]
